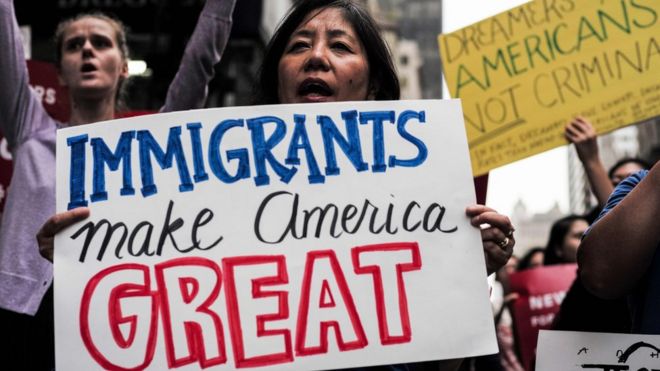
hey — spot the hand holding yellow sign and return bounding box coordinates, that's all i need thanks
[439,0,660,176]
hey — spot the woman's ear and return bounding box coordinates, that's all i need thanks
[120,60,129,79]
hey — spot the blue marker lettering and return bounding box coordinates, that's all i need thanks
[90,131,136,202]
[286,114,324,184]
[136,127,193,197]
[67,134,89,210]
[359,110,395,172]
[318,110,368,176]
[247,116,296,186]
[389,110,427,167]
[187,122,209,183]
[208,119,250,183]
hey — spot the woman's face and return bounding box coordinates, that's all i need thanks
[610,162,644,186]
[528,251,544,269]
[277,7,371,104]
[559,219,588,263]
[58,17,127,98]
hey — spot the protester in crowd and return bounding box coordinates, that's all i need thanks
[608,157,651,187]
[565,117,650,222]
[543,215,588,265]
[565,117,613,209]
[36,0,516,369]
[554,118,647,333]
[0,0,236,368]
[579,163,660,334]
[516,247,545,271]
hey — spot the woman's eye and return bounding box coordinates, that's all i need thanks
[332,42,351,52]
[65,39,83,51]
[91,36,112,49]
[287,41,309,52]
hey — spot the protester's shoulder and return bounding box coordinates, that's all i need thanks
[619,169,648,188]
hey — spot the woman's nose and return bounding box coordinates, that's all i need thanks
[304,45,330,72]
[81,39,94,57]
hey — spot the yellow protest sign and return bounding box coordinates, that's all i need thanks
[439,0,660,176]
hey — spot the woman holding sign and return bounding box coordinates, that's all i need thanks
[252,1,515,369]
[0,0,235,368]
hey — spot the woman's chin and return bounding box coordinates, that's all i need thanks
[71,82,115,98]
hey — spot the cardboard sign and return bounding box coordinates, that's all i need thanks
[439,0,660,176]
[54,100,497,370]
[537,330,660,370]
[509,264,577,370]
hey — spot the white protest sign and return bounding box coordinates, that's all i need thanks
[55,100,497,370]
[537,330,660,370]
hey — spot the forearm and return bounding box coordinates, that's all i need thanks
[0,0,42,146]
[581,156,614,207]
[579,165,660,299]
[161,0,236,112]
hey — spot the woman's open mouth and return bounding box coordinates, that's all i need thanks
[298,78,333,100]
[80,63,98,75]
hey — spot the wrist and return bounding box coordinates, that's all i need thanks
[203,0,237,21]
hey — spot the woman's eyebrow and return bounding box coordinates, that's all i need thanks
[291,28,355,41]
[291,29,315,38]
[327,29,356,42]
[64,35,84,43]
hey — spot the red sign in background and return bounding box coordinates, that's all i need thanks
[474,173,488,205]
[26,60,71,122]
[508,264,577,371]
[0,60,70,213]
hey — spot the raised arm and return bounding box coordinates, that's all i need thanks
[0,0,54,147]
[565,117,613,207]
[578,165,660,299]
[160,0,236,112]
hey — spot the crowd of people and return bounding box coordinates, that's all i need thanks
[0,0,657,370]
[481,117,655,371]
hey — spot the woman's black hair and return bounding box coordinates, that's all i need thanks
[607,157,651,180]
[254,0,400,104]
[517,247,545,271]
[543,215,586,265]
